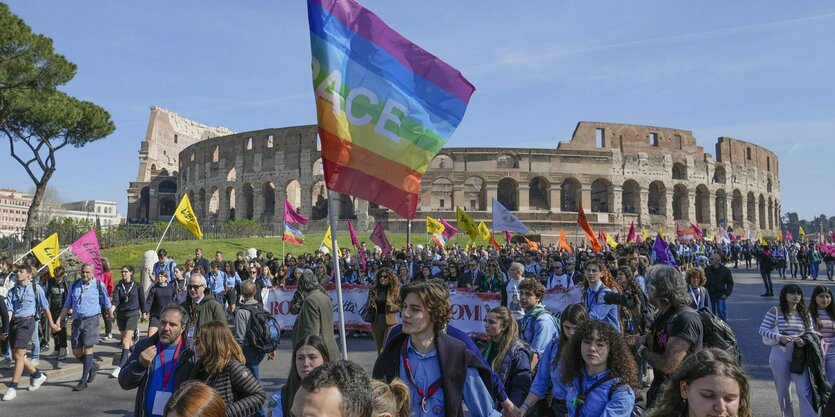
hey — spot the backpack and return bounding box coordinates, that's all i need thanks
[240,303,280,353]
[696,306,741,363]
[608,383,646,417]
[574,373,645,417]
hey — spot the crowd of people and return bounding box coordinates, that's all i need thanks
[1,234,834,416]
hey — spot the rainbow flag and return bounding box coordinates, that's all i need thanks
[282,223,305,246]
[307,0,475,219]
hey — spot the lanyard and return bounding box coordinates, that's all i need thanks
[689,286,701,306]
[400,339,443,413]
[158,337,183,390]
[585,287,602,311]
[15,283,29,309]
[121,282,134,303]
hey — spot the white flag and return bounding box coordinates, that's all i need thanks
[492,197,529,234]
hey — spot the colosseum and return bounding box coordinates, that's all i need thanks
[127,107,781,240]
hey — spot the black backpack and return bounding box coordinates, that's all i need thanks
[696,306,741,363]
[241,303,280,353]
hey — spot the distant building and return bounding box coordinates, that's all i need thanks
[0,189,33,236]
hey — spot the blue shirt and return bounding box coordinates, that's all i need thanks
[6,282,48,317]
[400,339,501,417]
[206,271,226,294]
[530,338,568,400]
[152,260,176,281]
[145,341,182,416]
[63,279,112,319]
[565,369,635,417]
[585,282,621,333]
[224,272,240,288]
[520,307,559,356]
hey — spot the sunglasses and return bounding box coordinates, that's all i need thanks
[188,285,204,290]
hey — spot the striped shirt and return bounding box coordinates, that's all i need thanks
[815,309,835,357]
[759,307,813,341]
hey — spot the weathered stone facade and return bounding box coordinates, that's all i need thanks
[128,110,781,237]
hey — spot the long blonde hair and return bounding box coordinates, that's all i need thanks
[486,307,518,374]
[197,321,245,374]
[371,378,411,417]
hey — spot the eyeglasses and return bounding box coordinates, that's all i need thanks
[121,270,130,273]
[250,270,257,273]
[188,285,204,290]
[585,269,600,274]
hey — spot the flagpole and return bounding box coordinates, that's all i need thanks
[326,189,348,360]
[13,249,34,265]
[406,219,412,252]
[35,246,73,274]
[154,213,177,252]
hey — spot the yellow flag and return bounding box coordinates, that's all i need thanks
[641,227,648,241]
[759,231,768,246]
[321,225,337,252]
[605,232,618,248]
[174,194,203,239]
[426,217,445,235]
[32,233,60,275]
[456,207,479,240]
[799,226,806,238]
[659,227,665,239]
[477,221,491,241]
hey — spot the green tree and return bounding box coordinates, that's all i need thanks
[0,4,115,246]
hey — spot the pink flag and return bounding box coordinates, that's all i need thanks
[729,231,737,241]
[636,234,644,244]
[439,218,458,240]
[70,229,104,282]
[283,200,309,225]
[370,222,393,255]
[627,221,636,243]
[598,230,605,242]
[348,221,366,270]
[614,232,620,243]
[786,230,793,241]
[504,230,512,244]
[690,222,703,239]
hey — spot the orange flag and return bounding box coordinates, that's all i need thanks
[523,236,540,251]
[488,234,502,250]
[578,200,602,252]
[559,228,573,253]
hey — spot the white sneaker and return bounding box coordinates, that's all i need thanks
[30,373,47,391]
[110,367,121,378]
[2,387,17,401]
[104,334,113,341]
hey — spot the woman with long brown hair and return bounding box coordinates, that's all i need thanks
[164,380,226,417]
[481,306,532,409]
[365,267,401,352]
[190,321,265,417]
[267,335,331,417]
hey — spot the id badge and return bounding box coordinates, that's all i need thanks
[187,325,195,339]
[152,390,172,415]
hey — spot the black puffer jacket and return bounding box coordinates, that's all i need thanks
[191,359,266,417]
[790,332,831,412]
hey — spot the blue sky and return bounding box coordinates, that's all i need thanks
[2,1,833,220]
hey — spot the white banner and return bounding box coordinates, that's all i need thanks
[263,284,583,338]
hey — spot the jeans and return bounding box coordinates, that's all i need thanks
[827,261,835,280]
[790,261,798,278]
[811,263,820,280]
[243,346,265,382]
[760,269,774,295]
[711,297,727,321]
[30,322,40,360]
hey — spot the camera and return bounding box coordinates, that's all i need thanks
[603,291,637,309]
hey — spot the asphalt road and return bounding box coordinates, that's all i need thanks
[0,265,825,417]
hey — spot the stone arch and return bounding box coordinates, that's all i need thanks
[672,184,689,221]
[560,177,581,212]
[262,182,276,221]
[497,178,519,211]
[431,177,454,210]
[768,197,774,229]
[151,164,157,172]
[758,194,766,229]
[672,162,687,180]
[648,181,666,216]
[713,166,726,184]
[695,184,710,224]
[226,166,237,182]
[242,183,254,220]
[159,168,169,177]
[208,186,220,220]
[767,179,773,193]
[496,154,518,169]
[529,177,550,211]
[158,180,177,194]
[286,180,302,210]
[311,181,327,220]
[590,178,613,213]
[464,176,486,211]
[158,197,175,218]
[731,189,743,227]
[430,154,454,170]
[715,189,727,226]
[746,192,756,225]
[313,158,324,176]
[197,188,207,222]
[336,193,356,219]
[226,187,236,220]
[621,180,640,214]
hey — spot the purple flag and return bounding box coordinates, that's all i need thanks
[627,221,636,243]
[283,200,309,225]
[504,230,513,244]
[370,222,393,255]
[653,234,677,266]
[439,218,457,240]
[70,230,105,282]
